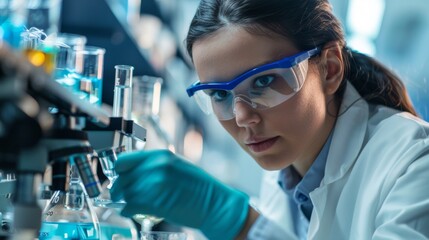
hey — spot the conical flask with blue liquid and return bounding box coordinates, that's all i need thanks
[39,164,100,239]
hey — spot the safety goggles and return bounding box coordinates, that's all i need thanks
[186,47,321,120]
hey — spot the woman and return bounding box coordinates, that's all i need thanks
[111,0,429,239]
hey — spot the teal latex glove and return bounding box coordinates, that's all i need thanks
[110,150,250,240]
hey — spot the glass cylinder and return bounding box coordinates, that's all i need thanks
[53,33,87,93]
[55,33,87,69]
[132,75,171,151]
[113,65,134,119]
[74,46,106,105]
[133,75,163,118]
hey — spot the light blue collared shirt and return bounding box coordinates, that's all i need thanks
[277,133,332,239]
[247,134,332,240]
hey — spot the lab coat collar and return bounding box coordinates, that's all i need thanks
[308,81,368,238]
[322,81,368,185]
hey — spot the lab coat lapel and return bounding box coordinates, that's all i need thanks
[308,82,369,238]
[258,170,297,236]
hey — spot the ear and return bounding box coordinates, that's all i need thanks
[319,41,344,95]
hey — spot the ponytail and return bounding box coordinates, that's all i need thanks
[341,47,417,116]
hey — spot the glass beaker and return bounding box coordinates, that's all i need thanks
[21,27,58,74]
[133,75,162,118]
[39,164,100,240]
[133,75,172,151]
[53,33,87,92]
[141,231,187,240]
[74,45,105,105]
[55,33,87,67]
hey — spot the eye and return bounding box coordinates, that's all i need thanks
[253,75,275,88]
[207,89,231,102]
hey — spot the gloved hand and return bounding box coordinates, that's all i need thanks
[110,150,250,240]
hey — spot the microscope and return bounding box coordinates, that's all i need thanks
[0,43,146,239]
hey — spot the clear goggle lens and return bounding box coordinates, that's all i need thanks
[192,59,309,120]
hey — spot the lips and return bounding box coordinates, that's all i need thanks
[245,136,279,153]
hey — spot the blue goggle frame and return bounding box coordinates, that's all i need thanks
[186,47,321,97]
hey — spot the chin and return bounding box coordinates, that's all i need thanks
[254,155,292,171]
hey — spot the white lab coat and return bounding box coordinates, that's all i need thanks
[256,82,429,239]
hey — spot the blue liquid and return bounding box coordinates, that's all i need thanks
[39,222,99,239]
[100,224,134,240]
[54,69,103,106]
[55,68,80,92]
[0,19,25,49]
[78,76,103,106]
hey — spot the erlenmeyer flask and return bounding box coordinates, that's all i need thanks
[39,164,100,240]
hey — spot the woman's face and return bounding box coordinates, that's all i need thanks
[192,26,338,173]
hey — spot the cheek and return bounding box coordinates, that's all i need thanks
[272,76,328,143]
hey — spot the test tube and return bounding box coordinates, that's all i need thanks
[112,65,134,120]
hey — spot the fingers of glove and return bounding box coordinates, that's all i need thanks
[114,149,168,173]
[121,169,174,205]
[110,153,177,202]
[111,163,172,203]
[112,151,171,191]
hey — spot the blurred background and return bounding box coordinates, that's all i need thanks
[57,0,429,198]
[1,0,428,239]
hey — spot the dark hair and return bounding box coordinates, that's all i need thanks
[185,0,417,116]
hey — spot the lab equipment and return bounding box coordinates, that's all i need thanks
[1,6,149,238]
[111,150,250,240]
[141,231,187,240]
[0,175,15,237]
[113,65,134,120]
[53,33,87,93]
[133,214,163,234]
[95,205,138,240]
[21,27,57,74]
[39,164,100,240]
[1,34,147,239]
[93,146,127,208]
[74,46,106,105]
[133,75,173,151]
[111,65,134,156]
[39,125,104,240]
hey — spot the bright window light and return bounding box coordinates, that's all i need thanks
[346,0,385,55]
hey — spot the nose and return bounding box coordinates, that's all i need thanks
[233,97,260,127]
